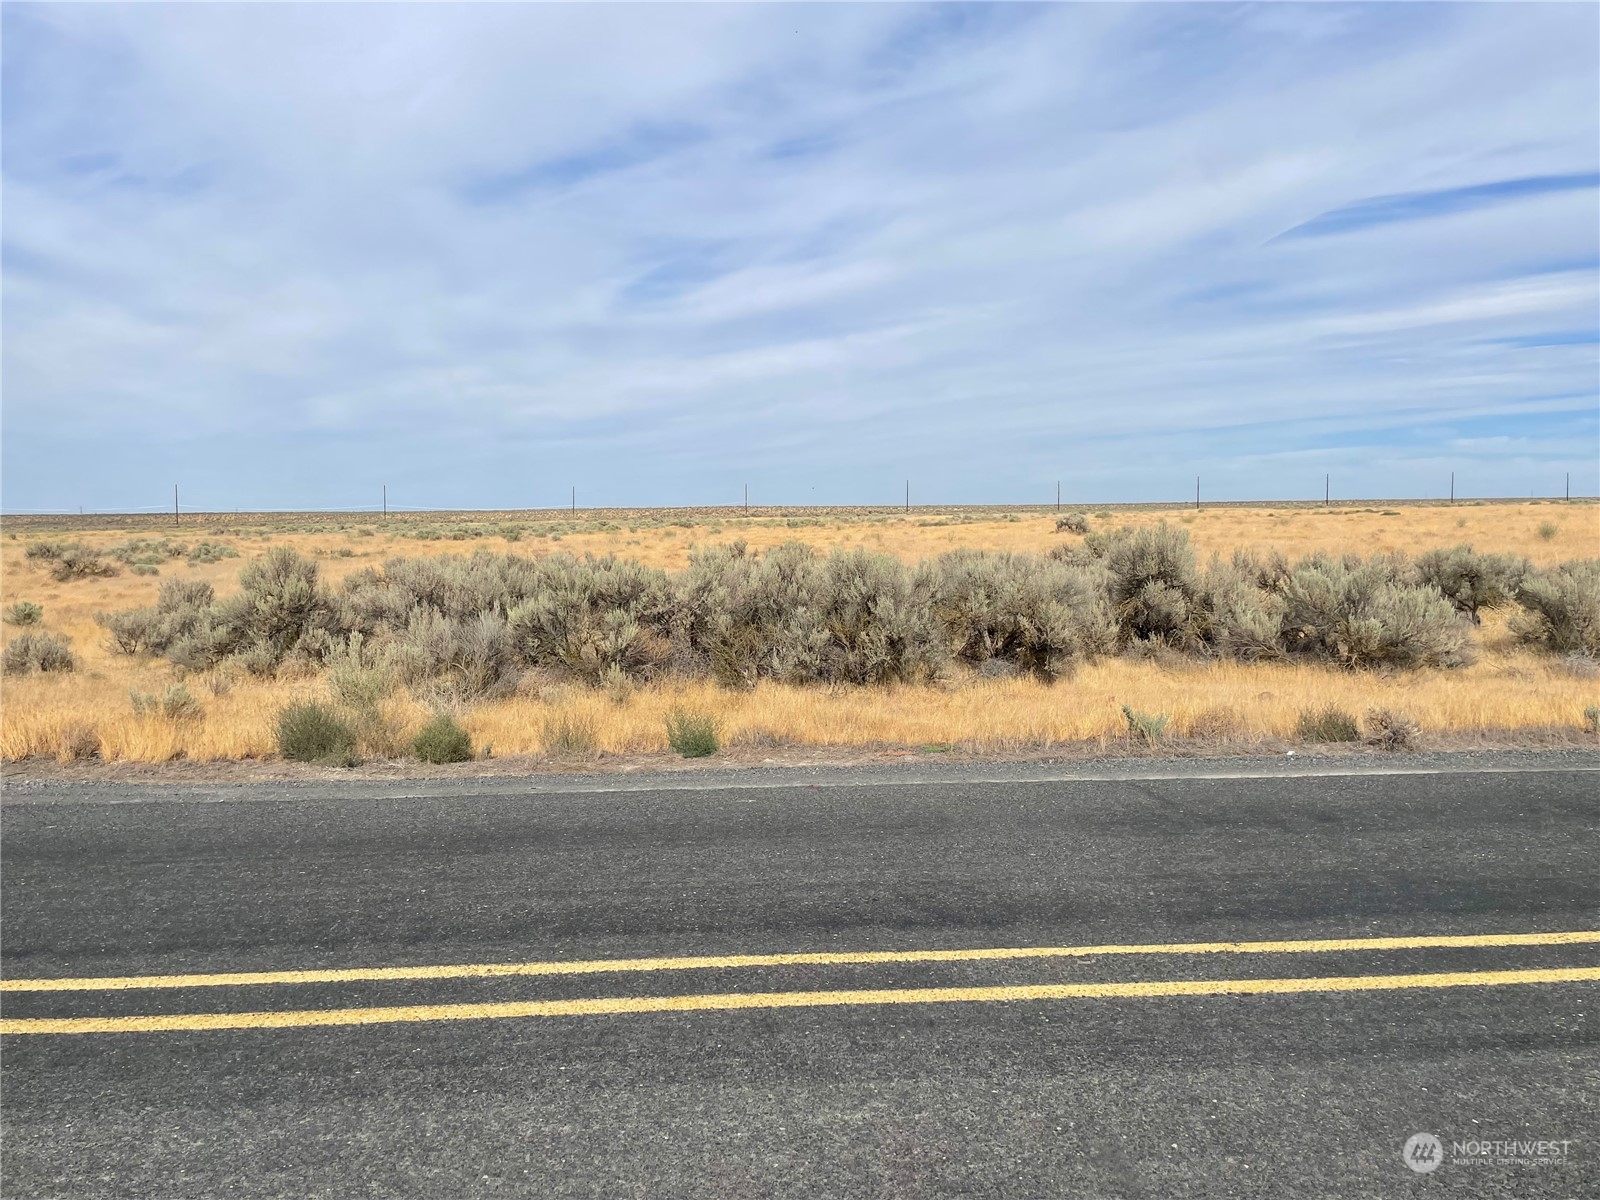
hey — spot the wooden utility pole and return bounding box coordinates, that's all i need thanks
[904,480,909,513]
[571,486,576,514]
[174,484,179,527]
[1056,481,1061,511]
[1195,476,1200,511]
[744,483,748,514]
[1325,474,1329,507]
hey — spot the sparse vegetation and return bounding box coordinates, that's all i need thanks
[2,502,1596,764]
[1055,513,1090,534]
[1538,521,1558,541]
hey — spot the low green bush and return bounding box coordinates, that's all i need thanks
[412,714,473,763]
[276,702,359,766]
[666,707,719,757]
[1295,704,1360,742]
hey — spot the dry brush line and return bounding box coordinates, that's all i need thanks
[2,510,1596,765]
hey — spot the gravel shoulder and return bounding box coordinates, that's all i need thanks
[3,744,1595,806]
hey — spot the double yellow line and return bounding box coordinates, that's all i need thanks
[4,930,1596,1035]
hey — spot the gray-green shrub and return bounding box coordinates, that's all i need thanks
[1279,553,1469,668]
[1415,546,1527,623]
[132,683,204,722]
[1511,560,1600,655]
[677,543,941,687]
[2,631,75,675]
[507,554,675,684]
[932,550,1114,680]
[4,601,43,626]
[1100,523,1205,649]
[50,546,118,582]
[1121,705,1170,745]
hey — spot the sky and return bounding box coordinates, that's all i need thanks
[3,2,1598,513]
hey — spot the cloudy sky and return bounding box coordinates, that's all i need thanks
[4,3,1597,512]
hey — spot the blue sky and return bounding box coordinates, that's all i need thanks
[3,3,1597,512]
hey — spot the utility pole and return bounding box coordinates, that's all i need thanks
[382,484,387,519]
[1450,472,1455,504]
[1325,474,1329,507]
[744,483,748,515]
[905,480,909,513]
[174,484,179,527]
[571,486,576,515]
[1056,481,1061,512]
[1195,476,1200,511]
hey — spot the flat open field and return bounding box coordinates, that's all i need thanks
[2,500,1596,768]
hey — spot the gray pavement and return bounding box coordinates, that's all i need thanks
[2,753,1597,1197]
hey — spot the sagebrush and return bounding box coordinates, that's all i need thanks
[89,533,1597,700]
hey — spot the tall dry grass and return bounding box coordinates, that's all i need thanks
[2,626,1593,764]
[2,502,1596,764]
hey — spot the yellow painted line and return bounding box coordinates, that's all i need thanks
[4,929,1597,994]
[4,967,1598,1036]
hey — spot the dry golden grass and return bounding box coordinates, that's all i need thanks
[2,502,1596,765]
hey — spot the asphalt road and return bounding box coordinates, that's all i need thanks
[3,755,1597,1198]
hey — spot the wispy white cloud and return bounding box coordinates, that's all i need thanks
[2,2,1596,510]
